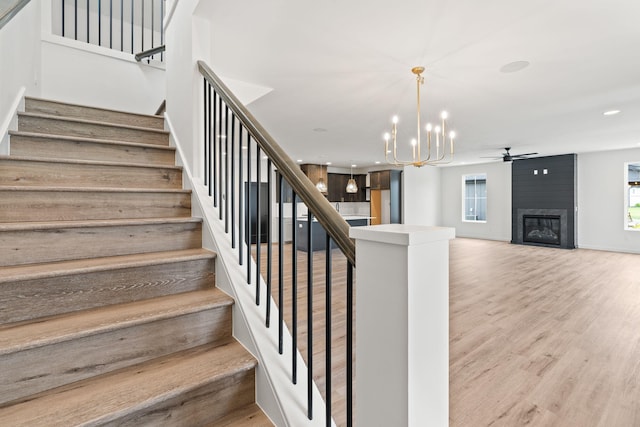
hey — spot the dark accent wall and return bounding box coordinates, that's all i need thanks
[511,154,577,248]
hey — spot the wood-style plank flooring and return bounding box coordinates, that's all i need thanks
[254,238,640,426]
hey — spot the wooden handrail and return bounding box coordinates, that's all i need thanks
[198,61,356,266]
[0,0,31,31]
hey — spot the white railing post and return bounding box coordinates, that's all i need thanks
[350,224,454,427]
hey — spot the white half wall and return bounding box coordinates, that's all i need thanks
[0,0,42,125]
[403,165,441,226]
[165,0,207,178]
[577,147,640,253]
[39,36,165,115]
[440,161,512,241]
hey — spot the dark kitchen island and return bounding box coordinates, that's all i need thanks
[296,216,369,252]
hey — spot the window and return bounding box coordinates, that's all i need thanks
[463,174,487,222]
[627,162,640,230]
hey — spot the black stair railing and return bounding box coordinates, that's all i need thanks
[57,0,165,62]
[199,60,355,427]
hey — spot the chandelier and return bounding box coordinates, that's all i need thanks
[384,66,456,167]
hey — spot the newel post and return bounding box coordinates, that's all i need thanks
[350,225,454,427]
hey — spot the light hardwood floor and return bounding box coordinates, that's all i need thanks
[255,238,640,427]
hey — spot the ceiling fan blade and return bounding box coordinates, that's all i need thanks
[510,152,538,158]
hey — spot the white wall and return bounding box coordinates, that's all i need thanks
[439,161,512,241]
[40,37,165,114]
[0,0,42,149]
[403,165,441,226]
[578,147,640,253]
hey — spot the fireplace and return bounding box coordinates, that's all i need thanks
[515,208,571,248]
[523,215,561,246]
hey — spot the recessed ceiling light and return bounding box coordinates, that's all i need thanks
[313,128,328,132]
[375,161,381,164]
[297,159,303,163]
[603,110,621,116]
[500,61,530,73]
[326,162,332,165]
[351,164,357,167]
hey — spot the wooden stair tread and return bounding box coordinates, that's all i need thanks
[0,154,182,171]
[0,248,215,284]
[17,111,170,135]
[0,289,232,355]
[24,96,165,124]
[0,341,256,426]
[0,217,201,232]
[0,185,190,193]
[9,131,176,151]
[210,404,274,426]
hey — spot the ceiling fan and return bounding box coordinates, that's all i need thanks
[483,147,538,162]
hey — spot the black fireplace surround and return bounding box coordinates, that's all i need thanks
[511,154,576,249]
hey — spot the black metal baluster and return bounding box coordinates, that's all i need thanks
[278,173,284,354]
[292,194,298,384]
[130,0,134,53]
[208,85,213,193]
[231,115,236,249]
[218,98,223,216]
[266,159,273,327]
[246,135,252,284]
[141,0,144,53]
[307,210,314,419]
[214,90,218,201]
[255,145,262,304]
[239,126,244,265]
[160,0,163,61]
[347,261,354,427]
[98,0,102,46]
[325,234,332,427]
[74,0,78,40]
[62,0,65,37]
[120,0,123,52]
[109,0,112,48]
[151,0,154,55]
[86,0,89,43]
[203,79,208,187]
[225,106,230,230]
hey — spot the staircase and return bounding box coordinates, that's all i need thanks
[0,98,272,426]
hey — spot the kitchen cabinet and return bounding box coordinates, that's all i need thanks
[369,170,392,190]
[300,164,327,193]
[327,173,366,202]
[369,170,402,224]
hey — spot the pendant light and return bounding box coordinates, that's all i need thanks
[346,164,358,193]
[316,163,328,194]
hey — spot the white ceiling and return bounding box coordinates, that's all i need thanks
[198,0,640,168]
